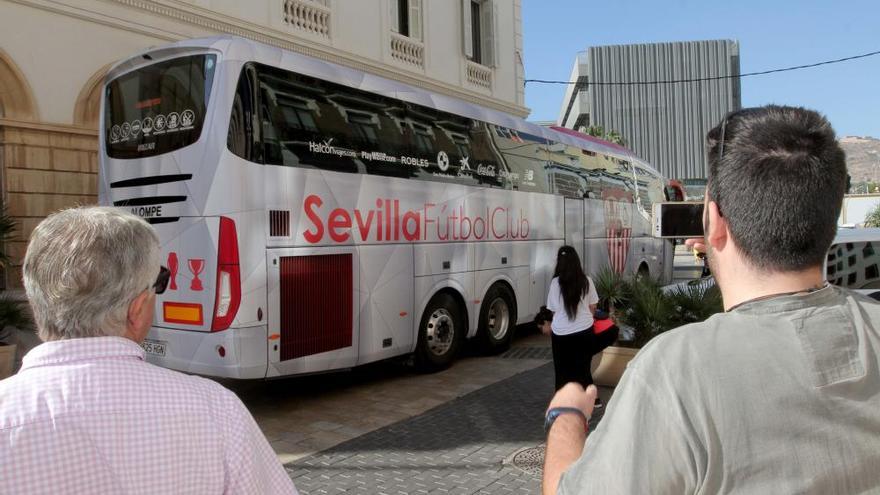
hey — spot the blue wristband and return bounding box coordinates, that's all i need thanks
[544,406,589,433]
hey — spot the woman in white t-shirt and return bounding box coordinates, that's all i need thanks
[543,245,601,399]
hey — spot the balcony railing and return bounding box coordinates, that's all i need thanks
[466,61,492,90]
[390,32,425,69]
[282,0,331,39]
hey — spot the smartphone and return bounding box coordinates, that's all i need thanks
[652,202,705,238]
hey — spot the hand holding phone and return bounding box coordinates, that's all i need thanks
[651,202,705,238]
[685,237,708,258]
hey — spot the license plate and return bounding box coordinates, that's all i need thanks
[141,339,167,357]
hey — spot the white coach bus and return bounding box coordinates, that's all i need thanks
[99,36,674,379]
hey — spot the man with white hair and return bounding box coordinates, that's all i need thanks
[0,207,297,494]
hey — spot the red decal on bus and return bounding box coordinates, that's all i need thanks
[167,252,178,291]
[301,194,530,244]
[135,97,162,109]
[303,195,324,243]
[328,208,351,242]
[188,258,205,291]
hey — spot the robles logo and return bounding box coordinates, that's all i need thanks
[303,194,530,244]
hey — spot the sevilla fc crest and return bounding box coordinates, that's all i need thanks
[603,189,633,274]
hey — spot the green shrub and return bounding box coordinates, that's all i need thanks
[596,271,723,348]
[0,207,30,337]
[0,206,15,269]
[666,282,723,326]
[593,265,630,313]
[864,202,880,228]
[618,275,672,347]
[0,295,30,331]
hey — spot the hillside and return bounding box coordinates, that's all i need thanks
[840,136,880,182]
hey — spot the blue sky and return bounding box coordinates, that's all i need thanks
[522,0,880,138]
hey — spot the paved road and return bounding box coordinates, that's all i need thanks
[234,332,552,464]
[285,362,610,495]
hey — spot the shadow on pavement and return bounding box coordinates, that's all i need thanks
[224,324,545,407]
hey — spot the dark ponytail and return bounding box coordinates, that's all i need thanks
[553,245,588,319]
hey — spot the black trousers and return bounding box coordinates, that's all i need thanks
[551,325,619,391]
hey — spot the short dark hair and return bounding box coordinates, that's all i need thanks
[706,105,847,272]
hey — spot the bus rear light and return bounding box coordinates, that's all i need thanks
[163,302,204,325]
[215,271,233,317]
[211,217,241,332]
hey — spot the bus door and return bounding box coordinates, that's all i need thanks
[564,197,586,267]
[265,246,360,377]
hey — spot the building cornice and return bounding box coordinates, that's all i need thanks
[9,0,529,118]
[0,118,99,137]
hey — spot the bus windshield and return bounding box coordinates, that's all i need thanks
[104,54,216,159]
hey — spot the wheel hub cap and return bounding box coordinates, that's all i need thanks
[426,309,454,356]
[487,297,510,340]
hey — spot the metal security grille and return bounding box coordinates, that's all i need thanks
[279,254,352,360]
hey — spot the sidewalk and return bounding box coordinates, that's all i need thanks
[236,331,554,464]
[285,360,613,494]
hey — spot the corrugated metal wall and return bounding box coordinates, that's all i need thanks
[586,40,740,180]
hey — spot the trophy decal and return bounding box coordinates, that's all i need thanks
[167,252,178,291]
[188,258,205,291]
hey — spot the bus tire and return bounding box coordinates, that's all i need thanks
[415,292,464,372]
[477,283,517,354]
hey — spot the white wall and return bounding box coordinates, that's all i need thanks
[841,195,880,226]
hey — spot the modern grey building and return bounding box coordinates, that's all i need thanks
[557,40,741,180]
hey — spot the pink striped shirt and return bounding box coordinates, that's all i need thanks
[0,337,297,494]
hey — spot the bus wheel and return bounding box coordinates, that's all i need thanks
[478,284,517,354]
[415,293,463,372]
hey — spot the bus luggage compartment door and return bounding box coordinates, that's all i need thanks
[266,247,359,377]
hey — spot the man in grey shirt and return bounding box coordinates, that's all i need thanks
[542,105,880,494]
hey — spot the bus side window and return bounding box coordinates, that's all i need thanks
[227,64,262,163]
[551,171,585,198]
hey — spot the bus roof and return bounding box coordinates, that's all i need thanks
[106,35,665,179]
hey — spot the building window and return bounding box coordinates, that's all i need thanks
[470,1,482,62]
[347,111,379,145]
[462,0,495,66]
[391,0,422,40]
[279,103,317,133]
[408,122,433,154]
[450,134,470,157]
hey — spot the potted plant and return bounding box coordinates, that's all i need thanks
[0,295,32,379]
[590,266,636,384]
[590,267,722,386]
[0,207,32,379]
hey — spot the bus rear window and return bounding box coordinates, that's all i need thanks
[105,54,216,159]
